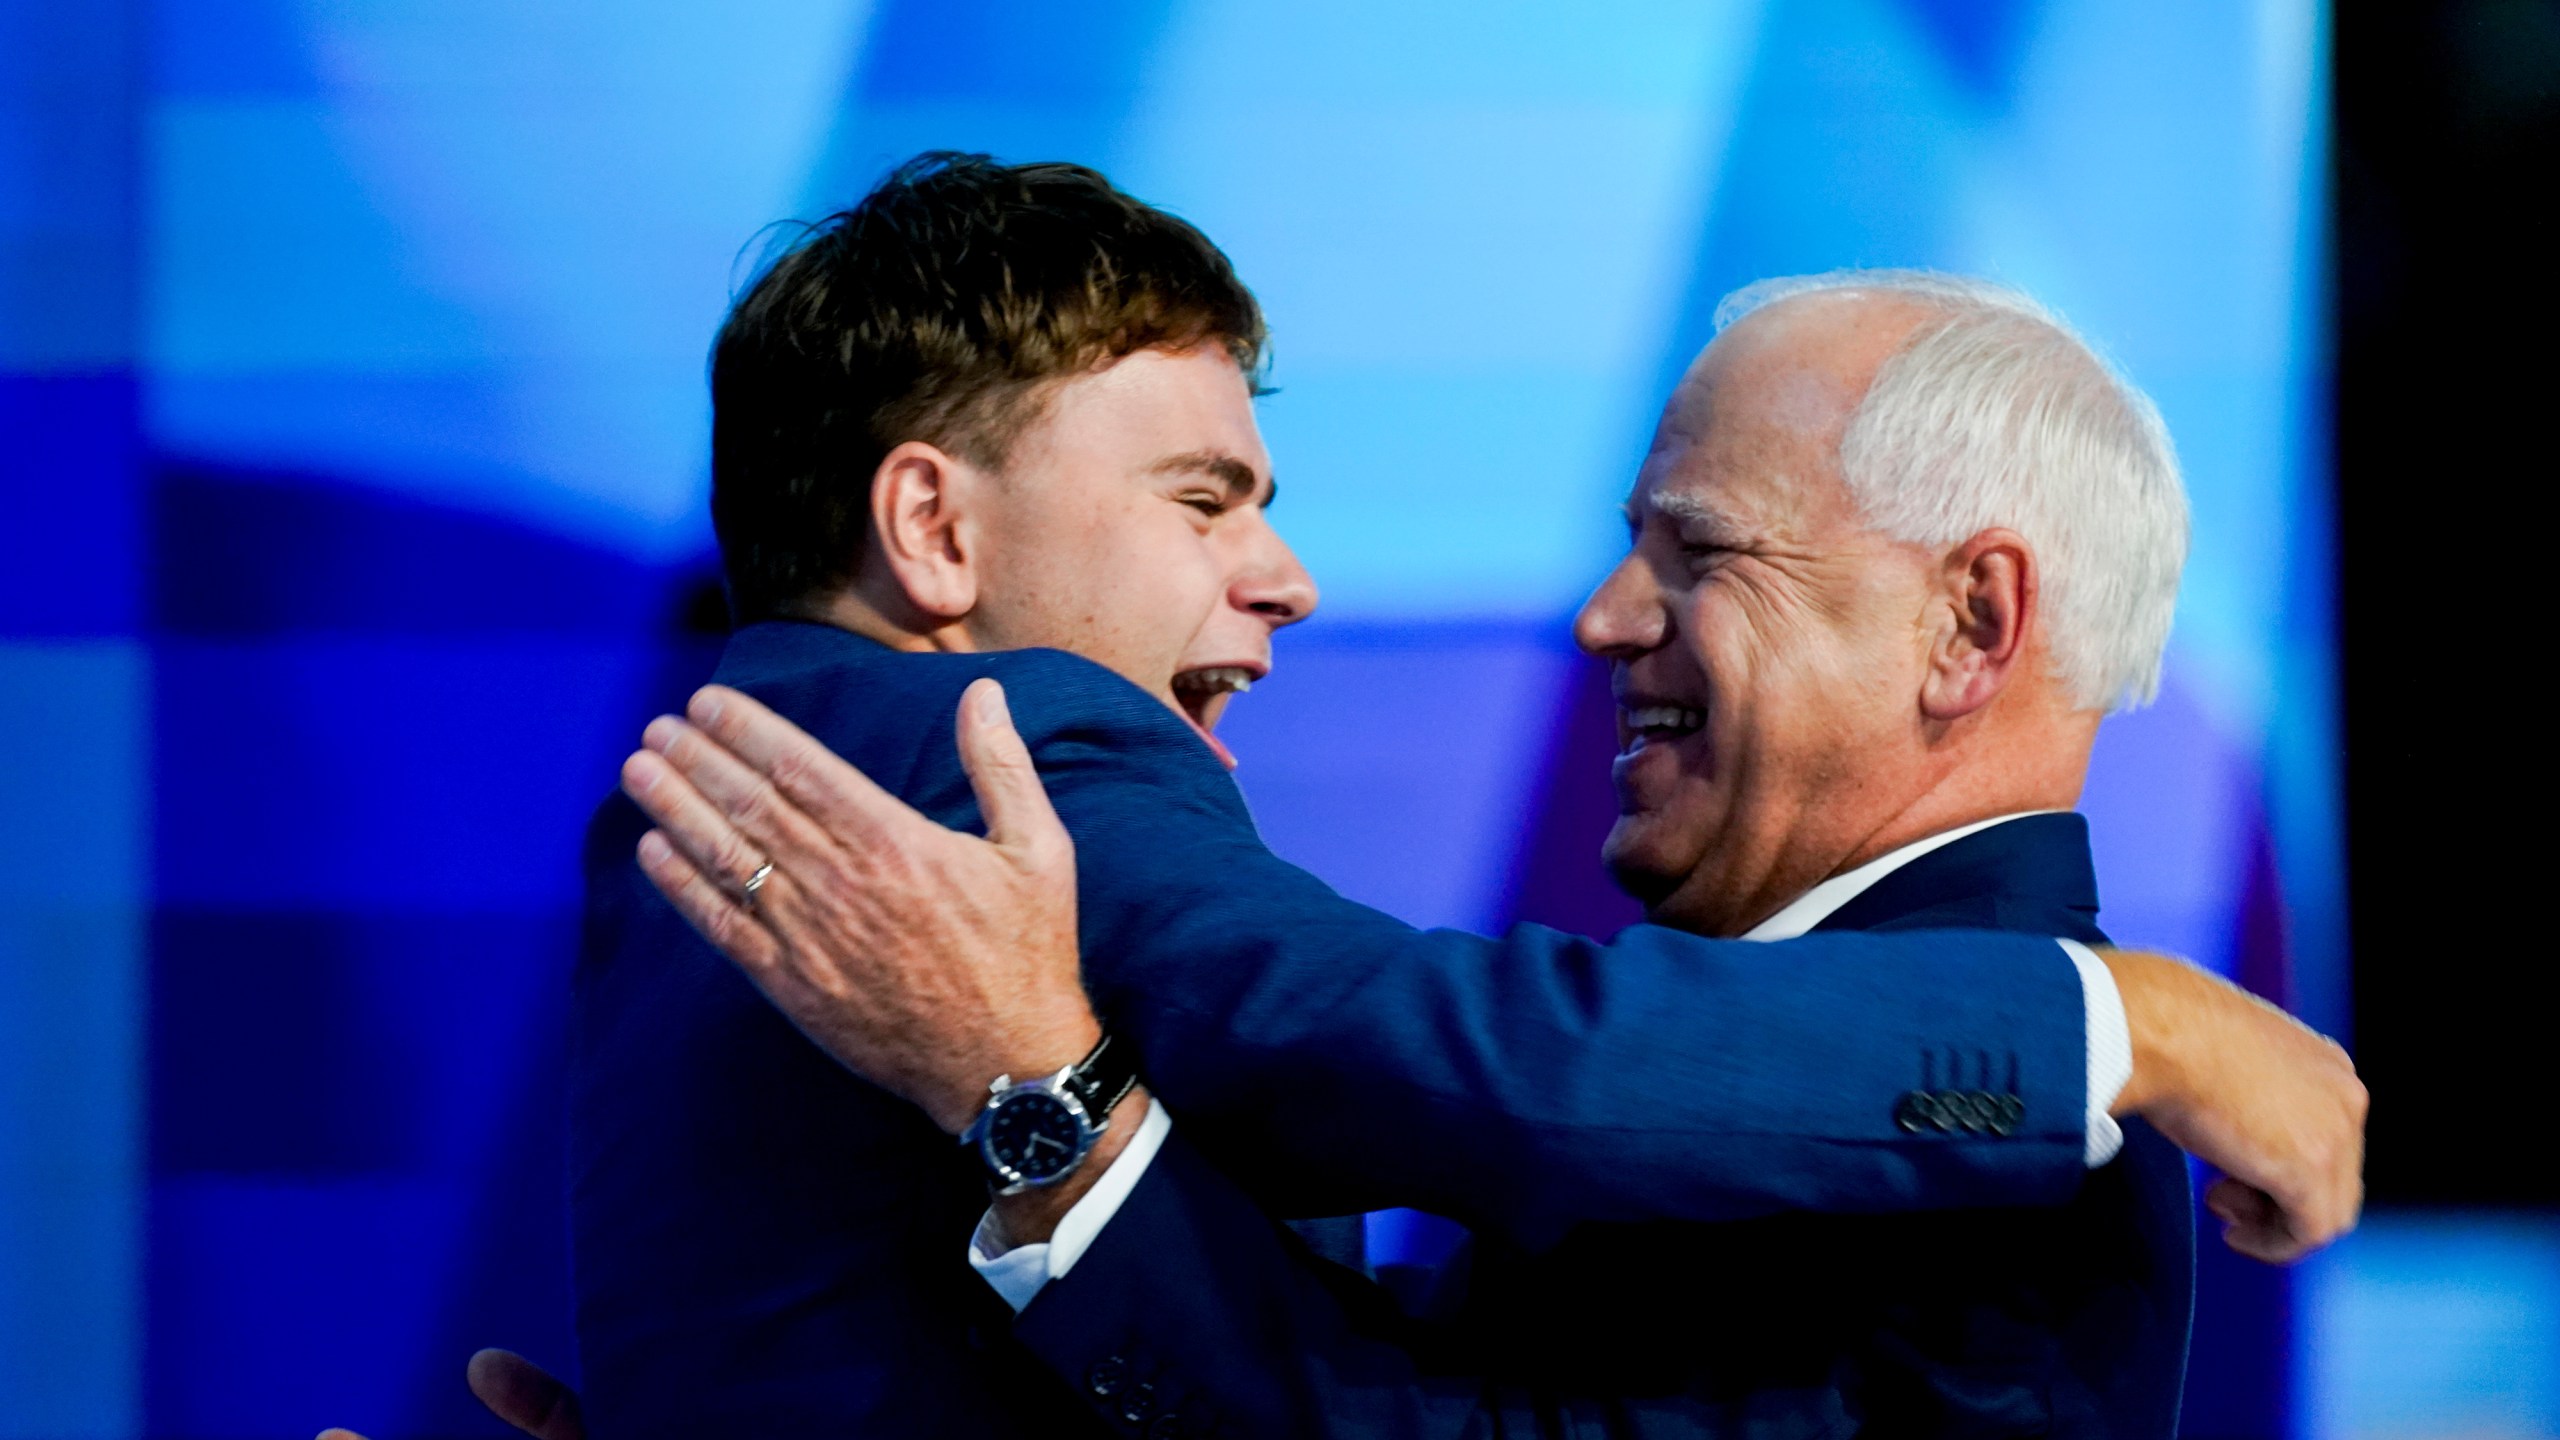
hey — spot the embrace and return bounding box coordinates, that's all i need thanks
[377,153,2366,1440]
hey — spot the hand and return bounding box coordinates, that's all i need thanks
[2105,950,2367,1264]
[316,1348,583,1440]
[621,678,1095,1134]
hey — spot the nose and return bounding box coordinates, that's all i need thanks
[1231,511,1319,628]
[1573,549,1666,660]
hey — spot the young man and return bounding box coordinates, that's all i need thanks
[571,154,2359,1437]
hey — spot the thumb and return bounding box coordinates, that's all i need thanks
[466,1348,585,1440]
[957,678,1068,855]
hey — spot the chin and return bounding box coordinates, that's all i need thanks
[1601,823,1685,908]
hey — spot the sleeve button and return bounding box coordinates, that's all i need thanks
[1121,1380,1158,1424]
[1894,1091,1934,1133]
[1087,1355,1129,1399]
[1966,1090,2002,1133]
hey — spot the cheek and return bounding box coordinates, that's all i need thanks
[1099,518,1227,664]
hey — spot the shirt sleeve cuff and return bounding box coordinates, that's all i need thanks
[967,1097,1173,1314]
[2059,938,2132,1167]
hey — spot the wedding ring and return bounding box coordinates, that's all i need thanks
[742,860,775,904]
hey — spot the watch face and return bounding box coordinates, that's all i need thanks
[987,1090,1087,1185]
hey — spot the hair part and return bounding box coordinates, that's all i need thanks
[710,151,1267,622]
[1714,269,2190,713]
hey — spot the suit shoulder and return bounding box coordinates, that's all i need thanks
[717,641,1230,822]
[977,648,1189,734]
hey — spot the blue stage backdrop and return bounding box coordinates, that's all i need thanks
[1,3,2336,1437]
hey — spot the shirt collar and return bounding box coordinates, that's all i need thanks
[1741,811,2063,942]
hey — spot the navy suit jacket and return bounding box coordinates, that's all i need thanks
[1016,814,2196,1438]
[570,623,2106,1436]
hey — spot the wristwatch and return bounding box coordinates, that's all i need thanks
[962,1031,1141,1194]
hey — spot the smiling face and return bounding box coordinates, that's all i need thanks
[961,345,1317,755]
[1573,296,1949,935]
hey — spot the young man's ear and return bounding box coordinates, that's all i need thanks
[1919,528,2036,722]
[866,441,982,621]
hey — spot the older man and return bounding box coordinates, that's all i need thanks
[618,265,2357,1437]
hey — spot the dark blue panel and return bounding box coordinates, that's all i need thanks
[1496,652,1644,937]
[149,461,725,637]
[0,375,143,636]
[146,909,580,1438]
[151,911,430,1177]
[150,635,716,910]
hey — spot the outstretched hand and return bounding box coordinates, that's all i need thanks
[620,678,1096,1133]
[2105,950,2367,1264]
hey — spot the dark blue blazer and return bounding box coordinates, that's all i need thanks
[570,622,2104,1437]
[1016,814,2195,1438]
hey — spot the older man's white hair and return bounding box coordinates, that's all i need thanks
[1715,270,2189,713]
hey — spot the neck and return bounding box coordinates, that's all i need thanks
[1832,710,2095,877]
[801,582,980,656]
[1665,701,2098,937]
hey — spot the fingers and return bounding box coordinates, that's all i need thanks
[639,716,856,871]
[686,685,903,836]
[466,1348,587,1440]
[2207,1174,2345,1266]
[955,679,1069,856]
[636,828,784,975]
[2208,1179,2295,1263]
[622,745,784,897]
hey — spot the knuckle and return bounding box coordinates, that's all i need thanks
[767,743,814,794]
[729,778,775,829]
[698,897,742,948]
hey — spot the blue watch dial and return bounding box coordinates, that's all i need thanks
[987,1090,1087,1185]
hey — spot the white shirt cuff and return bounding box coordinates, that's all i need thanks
[2059,939,2131,1167]
[967,1098,1172,1314]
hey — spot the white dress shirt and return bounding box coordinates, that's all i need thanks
[968,812,2135,1312]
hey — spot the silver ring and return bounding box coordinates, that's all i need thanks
[742,860,775,903]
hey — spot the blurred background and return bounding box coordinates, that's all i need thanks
[1,0,2548,1436]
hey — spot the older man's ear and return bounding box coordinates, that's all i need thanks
[1919,527,2038,722]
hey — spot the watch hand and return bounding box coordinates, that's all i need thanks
[1024,1131,1069,1157]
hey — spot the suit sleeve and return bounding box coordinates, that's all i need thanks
[987,654,2095,1248]
[1012,1128,1486,1440]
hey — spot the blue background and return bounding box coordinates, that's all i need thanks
[6,2,2531,1437]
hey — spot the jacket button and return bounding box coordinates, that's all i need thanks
[1992,1093,2024,1136]
[1121,1380,1158,1424]
[1088,1355,1129,1399]
[1147,1408,1187,1437]
[1894,1091,1935,1133]
[1963,1090,2000,1133]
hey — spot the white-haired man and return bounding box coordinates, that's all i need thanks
[610,270,2356,1438]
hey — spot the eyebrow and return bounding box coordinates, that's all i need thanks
[1149,450,1269,504]
[1644,490,1750,536]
